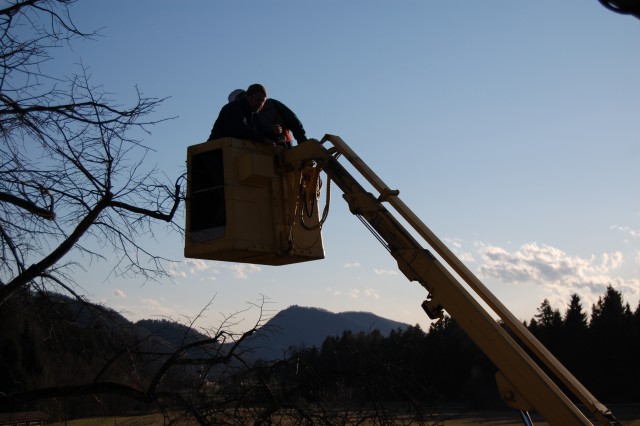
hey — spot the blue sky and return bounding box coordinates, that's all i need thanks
[56,1,639,332]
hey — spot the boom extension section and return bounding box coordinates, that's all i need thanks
[280,135,620,426]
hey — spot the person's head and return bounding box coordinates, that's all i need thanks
[245,83,267,112]
[228,89,245,103]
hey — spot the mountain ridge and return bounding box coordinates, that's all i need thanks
[241,305,410,361]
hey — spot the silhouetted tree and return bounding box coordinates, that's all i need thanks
[0,1,216,421]
[0,293,272,424]
[530,299,563,354]
[588,285,635,400]
[633,301,640,400]
[559,293,589,381]
[0,0,181,305]
[564,294,589,331]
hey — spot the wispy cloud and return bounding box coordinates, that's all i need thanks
[611,225,640,238]
[169,259,260,281]
[445,237,475,263]
[344,261,361,268]
[363,288,381,299]
[458,252,475,262]
[114,289,127,298]
[346,289,361,298]
[224,263,262,279]
[373,268,398,276]
[170,259,218,279]
[114,297,191,323]
[328,287,380,300]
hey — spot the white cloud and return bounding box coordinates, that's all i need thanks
[170,269,188,279]
[363,288,380,299]
[142,298,189,318]
[114,297,190,323]
[479,243,608,285]
[328,287,380,300]
[344,261,361,268]
[477,242,638,309]
[187,259,217,275]
[169,259,218,279]
[445,237,475,262]
[347,289,361,298]
[444,238,463,250]
[224,263,261,279]
[328,287,342,296]
[373,268,398,276]
[114,289,127,298]
[611,225,640,238]
[168,259,261,281]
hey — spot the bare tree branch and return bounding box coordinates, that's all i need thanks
[0,0,183,304]
[0,189,54,219]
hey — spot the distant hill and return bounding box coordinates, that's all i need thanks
[239,305,410,361]
[133,306,410,362]
[136,318,210,347]
[0,292,410,395]
[133,305,410,362]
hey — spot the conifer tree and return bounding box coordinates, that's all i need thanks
[560,294,589,381]
[588,285,635,400]
[531,299,563,353]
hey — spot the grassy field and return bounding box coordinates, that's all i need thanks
[50,416,640,425]
[49,405,640,425]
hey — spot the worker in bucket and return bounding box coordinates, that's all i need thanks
[207,83,273,145]
[226,87,308,148]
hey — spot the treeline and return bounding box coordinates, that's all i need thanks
[244,285,640,408]
[527,286,640,402]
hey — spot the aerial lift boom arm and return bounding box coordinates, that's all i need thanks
[280,135,621,426]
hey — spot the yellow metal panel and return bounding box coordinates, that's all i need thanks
[184,138,324,265]
[236,152,274,186]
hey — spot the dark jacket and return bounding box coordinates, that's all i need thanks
[208,98,268,143]
[257,99,307,145]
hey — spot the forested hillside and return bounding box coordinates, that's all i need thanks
[1,285,639,423]
[293,285,640,405]
[236,305,409,361]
